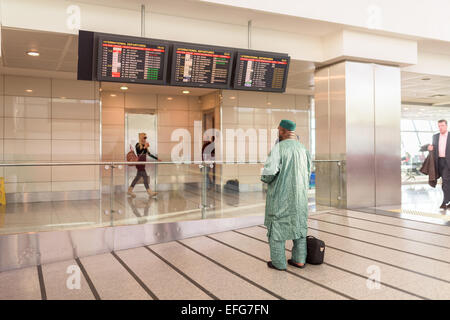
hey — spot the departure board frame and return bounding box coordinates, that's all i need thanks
[96,34,170,85]
[169,42,234,89]
[232,51,290,93]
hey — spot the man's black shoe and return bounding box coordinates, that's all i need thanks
[440,203,447,209]
[267,261,286,271]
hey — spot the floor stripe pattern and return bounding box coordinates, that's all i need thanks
[0,209,449,300]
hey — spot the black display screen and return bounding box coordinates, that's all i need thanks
[97,36,168,84]
[170,45,233,88]
[233,53,290,92]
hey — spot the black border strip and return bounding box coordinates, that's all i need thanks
[232,230,428,300]
[111,251,159,300]
[144,246,219,300]
[175,240,285,300]
[255,225,450,283]
[318,211,450,237]
[309,216,450,249]
[36,265,47,300]
[205,235,356,300]
[75,258,101,300]
[354,207,450,226]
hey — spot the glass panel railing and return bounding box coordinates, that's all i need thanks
[311,160,345,210]
[0,159,345,235]
[0,163,105,235]
[110,162,202,226]
[202,162,266,220]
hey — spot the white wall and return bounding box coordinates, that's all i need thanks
[220,90,310,190]
[0,75,100,195]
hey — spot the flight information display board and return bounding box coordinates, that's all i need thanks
[233,53,290,92]
[97,36,168,84]
[170,45,233,88]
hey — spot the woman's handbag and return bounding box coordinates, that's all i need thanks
[127,145,139,166]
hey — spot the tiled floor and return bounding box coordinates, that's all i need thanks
[1,208,449,300]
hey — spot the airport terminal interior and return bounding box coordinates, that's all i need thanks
[0,0,449,300]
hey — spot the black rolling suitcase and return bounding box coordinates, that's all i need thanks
[306,236,325,264]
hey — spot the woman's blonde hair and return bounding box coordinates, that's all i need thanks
[138,133,147,146]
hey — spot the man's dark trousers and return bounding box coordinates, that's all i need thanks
[438,157,450,205]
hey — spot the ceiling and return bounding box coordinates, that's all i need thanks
[0,27,315,95]
[76,0,342,37]
[401,71,450,105]
[3,26,450,105]
[101,82,214,96]
[1,28,77,72]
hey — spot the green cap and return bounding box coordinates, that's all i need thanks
[279,119,296,131]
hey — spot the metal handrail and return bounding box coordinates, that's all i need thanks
[0,159,344,167]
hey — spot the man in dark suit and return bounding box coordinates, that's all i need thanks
[428,119,450,209]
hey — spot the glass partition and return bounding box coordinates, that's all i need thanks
[202,162,266,219]
[0,163,106,235]
[0,160,344,236]
[110,162,202,226]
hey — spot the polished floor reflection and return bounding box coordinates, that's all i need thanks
[1,208,448,300]
[0,188,322,235]
[372,184,450,224]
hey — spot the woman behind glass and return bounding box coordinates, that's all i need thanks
[128,132,159,198]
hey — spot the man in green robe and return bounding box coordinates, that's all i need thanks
[261,120,312,271]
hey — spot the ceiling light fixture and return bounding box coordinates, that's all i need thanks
[167,97,173,101]
[120,86,128,90]
[421,77,431,81]
[110,94,117,97]
[430,94,445,98]
[25,89,33,93]
[182,90,190,94]
[229,96,236,100]
[26,51,40,57]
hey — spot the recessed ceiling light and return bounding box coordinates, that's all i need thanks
[229,96,236,100]
[26,51,39,57]
[110,94,117,97]
[120,86,128,90]
[25,89,33,93]
[182,90,190,94]
[167,97,173,101]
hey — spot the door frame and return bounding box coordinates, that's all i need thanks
[125,108,158,191]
